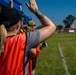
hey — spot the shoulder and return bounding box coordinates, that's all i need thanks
[26,30,40,47]
[27,30,40,41]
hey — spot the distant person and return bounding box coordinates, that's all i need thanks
[27,20,48,75]
[0,0,56,75]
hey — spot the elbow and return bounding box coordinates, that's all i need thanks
[52,24,56,32]
[30,48,37,56]
[54,25,56,31]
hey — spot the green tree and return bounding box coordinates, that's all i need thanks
[63,15,76,28]
[57,25,63,30]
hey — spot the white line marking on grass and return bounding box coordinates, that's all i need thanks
[58,43,70,75]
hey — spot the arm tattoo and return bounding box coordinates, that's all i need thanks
[35,9,44,19]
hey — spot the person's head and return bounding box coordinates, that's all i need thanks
[27,20,36,30]
[0,8,21,31]
[0,8,21,55]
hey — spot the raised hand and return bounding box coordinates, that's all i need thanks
[25,0,38,13]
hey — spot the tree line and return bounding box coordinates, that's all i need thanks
[37,15,76,30]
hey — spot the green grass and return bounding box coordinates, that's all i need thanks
[35,33,76,75]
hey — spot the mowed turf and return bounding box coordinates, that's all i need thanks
[35,33,76,75]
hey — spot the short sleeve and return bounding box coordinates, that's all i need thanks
[25,30,40,54]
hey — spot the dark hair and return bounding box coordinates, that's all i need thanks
[0,8,21,55]
[0,8,21,28]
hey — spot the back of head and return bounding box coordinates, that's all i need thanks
[0,8,21,55]
[0,8,21,29]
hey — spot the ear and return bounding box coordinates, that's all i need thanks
[16,24,20,29]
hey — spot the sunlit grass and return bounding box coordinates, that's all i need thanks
[35,33,76,75]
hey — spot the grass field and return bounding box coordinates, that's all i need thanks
[35,33,76,75]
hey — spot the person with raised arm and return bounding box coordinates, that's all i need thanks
[0,0,56,75]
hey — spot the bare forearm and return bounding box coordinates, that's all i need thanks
[34,9,56,28]
[34,9,56,42]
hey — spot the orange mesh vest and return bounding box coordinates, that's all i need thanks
[0,33,26,75]
[30,45,40,58]
[35,45,40,57]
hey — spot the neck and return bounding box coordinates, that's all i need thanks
[7,30,18,37]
